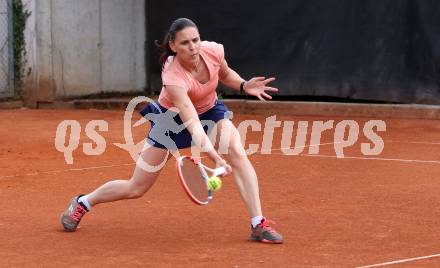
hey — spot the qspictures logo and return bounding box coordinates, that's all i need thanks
[54,96,386,171]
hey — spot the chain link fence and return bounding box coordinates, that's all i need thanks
[0,0,13,98]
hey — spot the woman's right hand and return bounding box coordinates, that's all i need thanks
[215,157,232,177]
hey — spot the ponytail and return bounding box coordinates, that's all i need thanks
[155,33,175,69]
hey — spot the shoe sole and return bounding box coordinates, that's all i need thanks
[60,214,78,232]
[250,236,283,244]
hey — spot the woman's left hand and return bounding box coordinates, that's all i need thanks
[243,77,279,101]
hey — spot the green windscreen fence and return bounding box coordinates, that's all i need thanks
[0,0,13,98]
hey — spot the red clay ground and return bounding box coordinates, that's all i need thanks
[1,108,440,267]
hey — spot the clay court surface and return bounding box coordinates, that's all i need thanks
[1,107,440,267]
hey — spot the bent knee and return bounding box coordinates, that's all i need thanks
[224,145,249,164]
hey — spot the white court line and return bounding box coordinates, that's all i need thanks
[388,140,440,145]
[2,141,440,180]
[299,154,440,164]
[356,253,440,268]
[0,142,337,180]
[3,155,440,180]
[272,140,440,154]
[262,141,440,165]
[269,141,341,152]
[0,163,135,180]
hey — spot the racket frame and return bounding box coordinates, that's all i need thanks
[176,156,226,205]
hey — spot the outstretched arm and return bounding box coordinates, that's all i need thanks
[165,85,232,174]
[219,59,279,101]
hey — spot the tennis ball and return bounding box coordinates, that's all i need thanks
[207,176,222,191]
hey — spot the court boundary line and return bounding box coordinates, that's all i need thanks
[388,140,440,145]
[2,153,440,180]
[0,142,338,180]
[2,141,440,180]
[0,163,135,180]
[356,253,440,267]
[300,154,440,164]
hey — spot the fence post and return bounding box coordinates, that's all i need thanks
[7,0,14,96]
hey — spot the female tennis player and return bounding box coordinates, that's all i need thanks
[60,18,283,243]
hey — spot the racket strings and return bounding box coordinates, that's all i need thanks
[180,158,210,203]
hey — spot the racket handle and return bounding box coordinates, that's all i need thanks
[213,166,227,177]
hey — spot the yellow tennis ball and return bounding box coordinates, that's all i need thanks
[207,176,222,191]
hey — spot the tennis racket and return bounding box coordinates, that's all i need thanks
[176,155,227,205]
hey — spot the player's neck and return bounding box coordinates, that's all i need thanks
[178,55,201,73]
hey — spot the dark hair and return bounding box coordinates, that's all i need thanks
[155,18,198,69]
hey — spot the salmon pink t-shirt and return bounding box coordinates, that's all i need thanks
[158,41,224,114]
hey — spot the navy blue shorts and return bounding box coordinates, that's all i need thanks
[139,100,232,150]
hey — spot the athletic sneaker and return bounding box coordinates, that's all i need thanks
[60,195,89,232]
[250,218,283,244]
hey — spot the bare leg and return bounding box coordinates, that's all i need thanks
[214,119,262,218]
[87,143,170,206]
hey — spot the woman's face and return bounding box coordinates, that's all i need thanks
[170,27,201,65]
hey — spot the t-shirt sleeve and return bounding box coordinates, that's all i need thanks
[212,42,225,63]
[162,70,189,91]
[202,41,225,64]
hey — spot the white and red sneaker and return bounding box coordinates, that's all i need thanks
[60,195,89,232]
[250,218,283,244]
